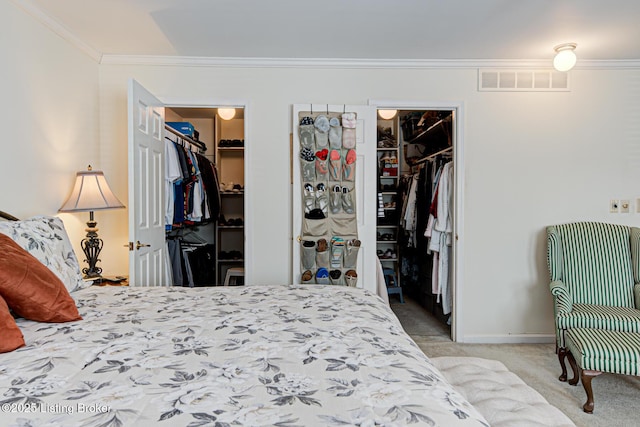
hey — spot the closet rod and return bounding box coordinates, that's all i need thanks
[165,125,207,152]
[405,114,452,145]
[411,146,452,166]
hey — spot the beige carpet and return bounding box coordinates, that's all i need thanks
[390,297,640,427]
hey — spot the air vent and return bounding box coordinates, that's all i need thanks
[478,69,570,91]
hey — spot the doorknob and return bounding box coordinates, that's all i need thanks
[124,241,150,251]
[135,241,150,250]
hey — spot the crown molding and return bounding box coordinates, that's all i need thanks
[9,0,640,71]
[10,0,102,62]
[100,55,640,70]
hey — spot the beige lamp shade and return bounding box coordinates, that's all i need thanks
[59,167,125,212]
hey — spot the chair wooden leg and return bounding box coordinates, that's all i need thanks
[558,347,569,382]
[581,370,602,414]
[566,350,580,386]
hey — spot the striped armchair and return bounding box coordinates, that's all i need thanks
[547,222,640,381]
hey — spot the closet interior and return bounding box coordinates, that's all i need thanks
[377,109,454,329]
[164,107,245,286]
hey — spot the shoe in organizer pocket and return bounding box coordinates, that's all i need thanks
[343,149,356,181]
[330,185,342,214]
[315,183,329,217]
[329,149,342,181]
[343,239,360,268]
[341,112,357,149]
[316,267,330,285]
[330,236,345,269]
[329,269,343,286]
[301,240,316,269]
[329,117,342,149]
[301,269,314,284]
[314,115,330,148]
[345,269,358,287]
[299,116,315,149]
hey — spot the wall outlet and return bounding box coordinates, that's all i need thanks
[621,200,630,213]
[610,199,619,213]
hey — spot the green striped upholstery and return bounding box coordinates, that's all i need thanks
[631,227,640,284]
[565,328,640,376]
[557,304,640,332]
[547,222,640,349]
[551,222,634,306]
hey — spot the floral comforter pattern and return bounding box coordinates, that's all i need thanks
[1,286,488,427]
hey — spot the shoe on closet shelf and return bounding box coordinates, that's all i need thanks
[386,249,397,259]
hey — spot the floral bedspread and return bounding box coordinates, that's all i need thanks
[1,285,488,427]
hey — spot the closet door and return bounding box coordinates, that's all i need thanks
[292,104,377,293]
[127,79,167,287]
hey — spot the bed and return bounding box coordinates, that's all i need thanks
[0,215,489,426]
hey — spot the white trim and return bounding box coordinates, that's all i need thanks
[160,97,253,286]
[101,54,640,70]
[369,100,464,343]
[462,334,555,344]
[101,55,640,70]
[9,0,102,62]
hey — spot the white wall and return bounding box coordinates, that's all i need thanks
[97,64,640,341]
[6,0,640,340]
[0,0,100,267]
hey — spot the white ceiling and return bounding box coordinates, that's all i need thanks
[17,0,640,63]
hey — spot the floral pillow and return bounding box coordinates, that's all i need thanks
[0,216,87,293]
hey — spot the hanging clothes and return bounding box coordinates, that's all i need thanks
[397,149,452,321]
[165,138,182,230]
[426,161,453,314]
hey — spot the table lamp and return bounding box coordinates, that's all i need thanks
[59,165,125,278]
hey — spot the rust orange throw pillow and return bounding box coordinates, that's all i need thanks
[0,294,24,353]
[0,233,82,322]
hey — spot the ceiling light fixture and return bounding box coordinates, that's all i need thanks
[217,108,236,120]
[553,43,577,72]
[378,109,398,120]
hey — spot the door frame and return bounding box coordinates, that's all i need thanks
[369,99,465,342]
[161,96,253,286]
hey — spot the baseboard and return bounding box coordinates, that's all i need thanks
[460,334,555,344]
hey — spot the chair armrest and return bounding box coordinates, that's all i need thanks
[550,280,572,315]
[635,283,640,311]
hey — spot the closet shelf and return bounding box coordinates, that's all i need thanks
[217,259,244,263]
[220,191,244,195]
[218,226,244,229]
[405,114,452,145]
[218,147,244,151]
[165,125,207,152]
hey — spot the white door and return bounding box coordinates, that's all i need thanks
[292,104,377,294]
[127,79,167,287]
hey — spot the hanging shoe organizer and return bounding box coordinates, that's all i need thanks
[298,111,360,287]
